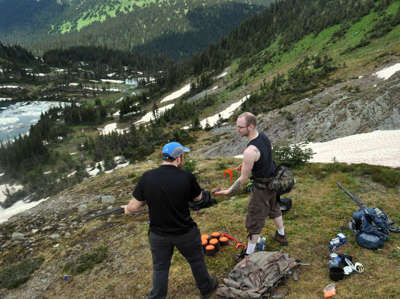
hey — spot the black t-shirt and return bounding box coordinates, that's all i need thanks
[132,165,201,235]
[247,132,276,179]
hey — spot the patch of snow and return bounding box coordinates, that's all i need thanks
[375,63,400,80]
[105,160,130,174]
[67,171,77,178]
[83,87,121,92]
[101,79,124,84]
[99,123,126,135]
[234,130,400,168]
[199,95,249,129]
[138,76,156,83]
[216,71,228,79]
[43,171,52,175]
[125,79,138,86]
[135,104,175,126]
[0,85,20,89]
[0,98,12,102]
[69,83,79,87]
[86,161,104,177]
[304,130,400,168]
[0,197,49,224]
[116,161,130,169]
[0,183,23,203]
[160,83,191,103]
[70,152,77,155]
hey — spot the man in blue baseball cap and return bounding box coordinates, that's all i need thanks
[122,141,218,299]
[161,141,190,163]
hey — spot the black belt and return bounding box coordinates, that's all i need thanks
[253,177,273,190]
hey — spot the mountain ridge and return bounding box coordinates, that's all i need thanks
[0,0,270,59]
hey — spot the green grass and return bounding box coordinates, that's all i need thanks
[2,159,399,298]
[245,2,400,82]
[59,0,169,33]
[387,1,400,15]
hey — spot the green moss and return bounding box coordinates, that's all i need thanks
[63,246,108,275]
[0,257,44,289]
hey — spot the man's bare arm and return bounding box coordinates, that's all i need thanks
[230,179,242,193]
[215,146,259,195]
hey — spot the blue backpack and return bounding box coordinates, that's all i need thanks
[350,207,389,249]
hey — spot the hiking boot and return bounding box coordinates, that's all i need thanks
[271,231,288,246]
[201,275,218,298]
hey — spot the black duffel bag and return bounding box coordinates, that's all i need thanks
[189,190,217,211]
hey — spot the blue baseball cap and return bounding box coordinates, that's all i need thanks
[162,142,190,160]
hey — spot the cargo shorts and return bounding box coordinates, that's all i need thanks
[245,187,281,234]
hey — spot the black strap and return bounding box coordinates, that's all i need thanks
[254,177,273,183]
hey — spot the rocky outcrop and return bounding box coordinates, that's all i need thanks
[204,67,400,157]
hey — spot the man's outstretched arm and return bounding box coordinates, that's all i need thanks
[214,145,259,195]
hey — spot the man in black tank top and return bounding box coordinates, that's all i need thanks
[215,112,287,264]
[122,142,218,299]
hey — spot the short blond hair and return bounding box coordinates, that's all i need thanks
[238,112,256,127]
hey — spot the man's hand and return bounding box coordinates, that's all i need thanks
[122,197,143,215]
[121,204,133,215]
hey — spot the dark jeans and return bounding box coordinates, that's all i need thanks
[148,226,212,299]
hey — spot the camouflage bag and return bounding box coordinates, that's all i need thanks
[268,165,295,195]
[216,251,298,298]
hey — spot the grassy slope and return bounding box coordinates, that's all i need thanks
[59,0,168,33]
[28,156,400,299]
[39,4,400,296]
[236,1,400,91]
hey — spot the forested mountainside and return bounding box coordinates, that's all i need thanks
[186,0,400,74]
[0,0,270,59]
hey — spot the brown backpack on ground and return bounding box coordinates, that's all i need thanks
[217,251,298,298]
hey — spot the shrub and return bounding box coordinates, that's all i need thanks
[183,159,197,173]
[369,168,400,188]
[273,142,314,168]
[216,160,228,171]
[0,257,44,289]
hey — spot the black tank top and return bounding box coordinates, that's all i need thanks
[247,132,276,179]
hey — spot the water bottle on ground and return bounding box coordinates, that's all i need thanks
[257,237,266,251]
